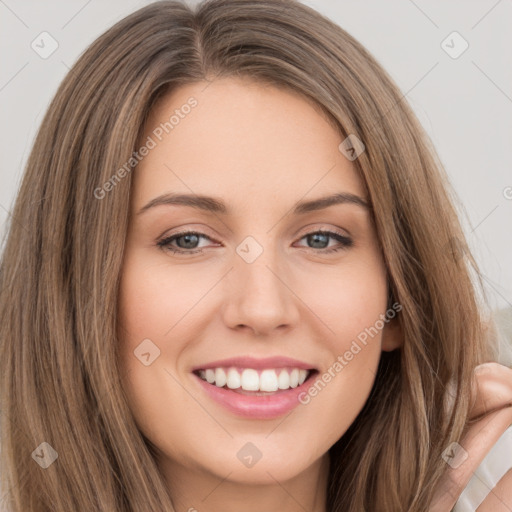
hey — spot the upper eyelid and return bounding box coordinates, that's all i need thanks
[159,227,351,246]
[160,224,350,239]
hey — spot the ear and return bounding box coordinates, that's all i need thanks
[381,315,403,352]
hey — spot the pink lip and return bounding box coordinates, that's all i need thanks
[191,356,316,372]
[192,370,318,420]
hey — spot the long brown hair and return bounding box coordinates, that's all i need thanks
[0,0,495,510]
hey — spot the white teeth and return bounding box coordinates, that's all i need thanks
[289,368,299,388]
[259,369,279,392]
[226,368,241,389]
[214,368,227,387]
[241,369,259,391]
[197,367,311,391]
[277,369,290,389]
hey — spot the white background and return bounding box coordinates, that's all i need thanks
[1,0,511,315]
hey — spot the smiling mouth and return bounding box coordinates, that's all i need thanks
[192,367,318,395]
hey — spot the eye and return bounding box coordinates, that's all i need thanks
[294,230,353,253]
[157,231,215,255]
[157,229,353,255]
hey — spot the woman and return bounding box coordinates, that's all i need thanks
[0,0,510,510]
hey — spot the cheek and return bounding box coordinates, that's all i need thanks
[116,254,202,449]
[117,252,201,345]
[301,257,388,347]
[118,257,166,337]
[294,258,388,432]
[116,254,182,406]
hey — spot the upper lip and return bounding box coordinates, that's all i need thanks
[191,356,317,372]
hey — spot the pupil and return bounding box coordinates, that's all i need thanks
[309,233,328,249]
[179,234,198,249]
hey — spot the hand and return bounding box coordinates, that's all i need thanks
[429,362,512,511]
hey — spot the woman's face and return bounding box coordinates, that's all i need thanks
[117,77,401,500]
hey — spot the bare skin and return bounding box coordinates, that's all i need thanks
[117,76,403,512]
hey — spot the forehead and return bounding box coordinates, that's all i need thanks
[132,77,366,213]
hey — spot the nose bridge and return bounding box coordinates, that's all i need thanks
[223,233,298,333]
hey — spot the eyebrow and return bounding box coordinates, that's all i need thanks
[137,192,370,216]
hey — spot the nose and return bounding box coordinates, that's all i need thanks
[221,243,300,336]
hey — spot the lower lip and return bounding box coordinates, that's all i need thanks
[193,372,317,419]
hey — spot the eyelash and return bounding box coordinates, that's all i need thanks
[157,229,353,255]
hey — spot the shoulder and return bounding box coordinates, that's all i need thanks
[430,362,512,511]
